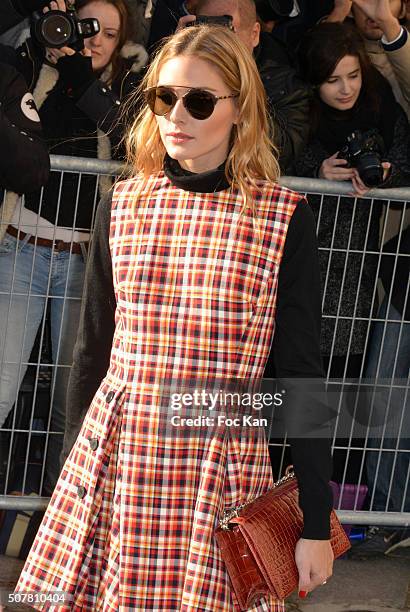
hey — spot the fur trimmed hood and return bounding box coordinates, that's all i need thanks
[120,41,148,74]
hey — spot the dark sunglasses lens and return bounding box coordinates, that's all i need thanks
[185,91,216,119]
[146,88,176,115]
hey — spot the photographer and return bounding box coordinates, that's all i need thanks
[177,0,311,174]
[295,22,410,379]
[0,0,147,495]
[0,61,49,195]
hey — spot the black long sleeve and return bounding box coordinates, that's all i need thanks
[270,201,333,539]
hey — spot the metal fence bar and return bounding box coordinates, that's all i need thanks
[49,154,124,176]
[46,155,410,201]
[2,500,406,530]
[281,175,410,202]
[0,493,407,529]
[0,156,408,525]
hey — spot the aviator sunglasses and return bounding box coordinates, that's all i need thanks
[143,86,239,120]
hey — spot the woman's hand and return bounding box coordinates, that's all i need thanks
[318,152,355,181]
[43,0,67,16]
[349,162,391,196]
[326,0,353,22]
[176,14,197,32]
[352,0,402,39]
[295,538,334,597]
[45,45,92,65]
[56,50,95,93]
[350,169,370,197]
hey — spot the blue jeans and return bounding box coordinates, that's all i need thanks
[364,298,410,512]
[0,232,86,493]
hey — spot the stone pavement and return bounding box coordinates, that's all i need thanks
[287,551,409,611]
[0,547,409,611]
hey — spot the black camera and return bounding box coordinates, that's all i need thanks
[32,3,99,51]
[255,0,295,22]
[338,129,385,187]
[186,14,234,29]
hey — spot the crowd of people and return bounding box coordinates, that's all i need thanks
[0,0,409,559]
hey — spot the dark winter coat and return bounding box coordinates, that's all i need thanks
[295,78,410,357]
[0,37,147,230]
[0,61,49,193]
[255,32,311,174]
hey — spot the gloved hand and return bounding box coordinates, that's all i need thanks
[57,51,96,94]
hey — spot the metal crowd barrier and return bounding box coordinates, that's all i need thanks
[0,156,408,532]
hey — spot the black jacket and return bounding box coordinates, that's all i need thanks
[0,38,146,230]
[254,33,311,174]
[295,88,410,356]
[0,60,49,193]
[271,0,334,47]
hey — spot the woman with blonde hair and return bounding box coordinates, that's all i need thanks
[15,24,334,611]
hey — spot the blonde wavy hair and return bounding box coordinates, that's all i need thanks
[122,24,280,220]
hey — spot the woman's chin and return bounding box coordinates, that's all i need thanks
[333,97,357,111]
[91,58,107,73]
[167,142,194,156]
[164,145,195,162]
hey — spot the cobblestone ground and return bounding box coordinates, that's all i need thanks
[0,547,409,611]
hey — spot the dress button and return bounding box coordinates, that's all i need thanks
[77,486,87,499]
[88,438,99,451]
[106,390,115,403]
[101,87,107,93]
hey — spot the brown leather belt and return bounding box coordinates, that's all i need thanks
[6,225,88,255]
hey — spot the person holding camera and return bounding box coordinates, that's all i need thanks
[0,0,147,495]
[295,22,410,379]
[295,22,410,490]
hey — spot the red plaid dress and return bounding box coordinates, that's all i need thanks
[16,173,301,611]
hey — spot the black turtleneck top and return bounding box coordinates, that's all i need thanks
[64,156,334,540]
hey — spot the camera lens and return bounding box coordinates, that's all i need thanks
[356,153,384,187]
[40,13,73,47]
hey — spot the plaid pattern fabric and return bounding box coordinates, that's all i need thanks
[16,173,302,611]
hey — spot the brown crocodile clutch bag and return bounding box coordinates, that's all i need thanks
[215,466,351,610]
